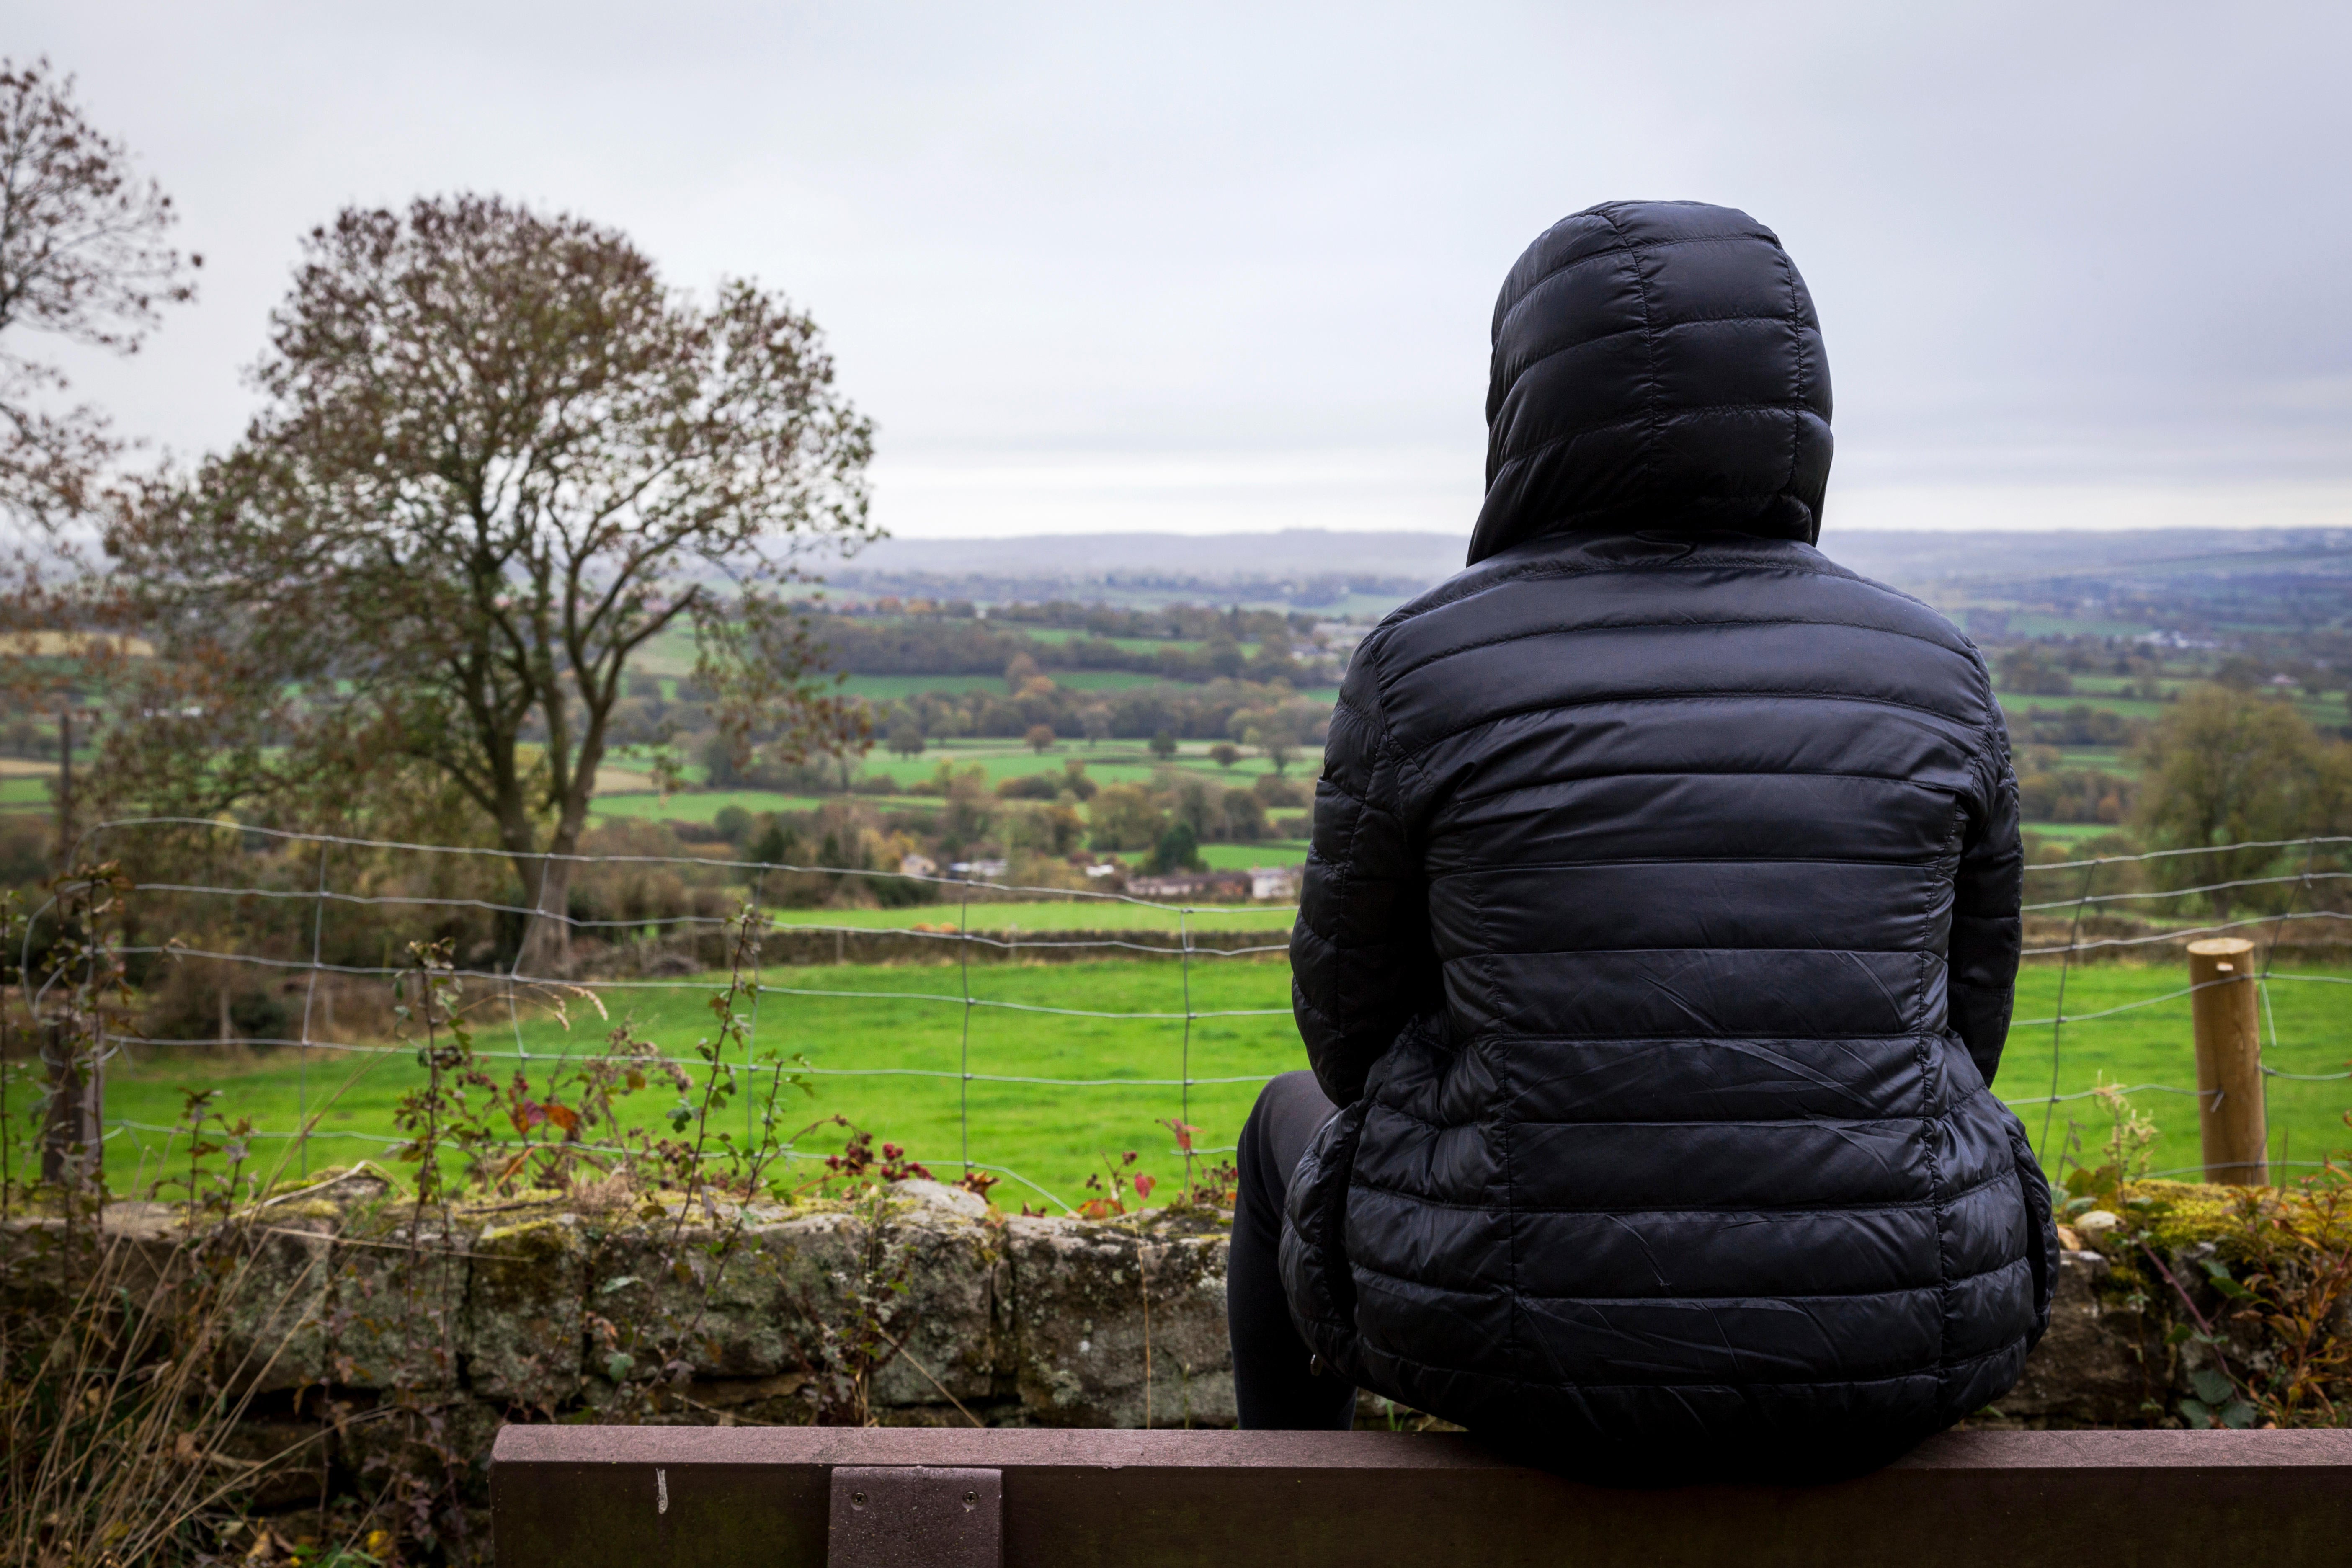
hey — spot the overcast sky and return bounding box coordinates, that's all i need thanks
[12,1,2352,540]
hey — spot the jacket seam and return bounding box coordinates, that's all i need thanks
[1437,941,1948,959]
[1426,851,1962,881]
[1444,1029,1947,1046]
[1350,1321,2027,1395]
[1404,687,1988,756]
[1346,1163,2022,1217]
[1497,230,1780,340]
[1593,206,1662,522]
[1319,631,1400,1103]
[1917,1028,1955,1375]
[1349,1257,1978,1306]
[1496,314,1814,392]
[1396,549,1952,642]
[1393,552,1846,620]
[1380,611,1976,685]
[1444,770,1969,810]
[1779,237,1805,505]
[1488,400,1816,483]
[1472,836,1524,1367]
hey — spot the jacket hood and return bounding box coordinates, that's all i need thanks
[1466,201,1833,565]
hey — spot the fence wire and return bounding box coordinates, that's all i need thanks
[7,821,2352,1206]
[10,817,1313,1213]
[2014,832,2352,1176]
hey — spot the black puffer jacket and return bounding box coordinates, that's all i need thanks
[1282,201,2053,1466]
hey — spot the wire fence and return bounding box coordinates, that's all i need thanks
[6,820,2352,1208]
[11,816,1315,1213]
[2013,833,2352,1180]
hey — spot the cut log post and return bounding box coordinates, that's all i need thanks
[2187,936,2267,1185]
[39,1021,103,1190]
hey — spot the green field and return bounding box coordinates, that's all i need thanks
[591,789,846,823]
[2001,694,2173,725]
[2045,746,2136,775]
[765,900,1295,931]
[2021,823,2131,847]
[1997,685,2343,740]
[1996,614,2162,639]
[836,671,1165,700]
[588,735,1317,829]
[2006,964,2352,1181]
[80,957,1297,1212]
[1197,841,1310,870]
[1014,628,1212,655]
[854,744,1192,790]
[44,956,2352,1210]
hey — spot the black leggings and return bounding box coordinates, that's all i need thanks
[1228,1070,1358,1429]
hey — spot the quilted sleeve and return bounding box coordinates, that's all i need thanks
[1951,704,2025,1087]
[1289,633,1437,1105]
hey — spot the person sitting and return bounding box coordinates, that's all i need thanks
[1224,199,2053,1475]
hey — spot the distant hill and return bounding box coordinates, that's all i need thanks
[824,526,2352,631]
[825,529,1463,614]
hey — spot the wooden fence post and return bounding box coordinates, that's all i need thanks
[39,1021,103,1190]
[2187,937,2267,1185]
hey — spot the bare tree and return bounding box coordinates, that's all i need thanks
[0,57,196,534]
[105,196,874,970]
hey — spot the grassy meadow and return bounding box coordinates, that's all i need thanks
[45,950,2352,1210]
[80,954,1298,1212]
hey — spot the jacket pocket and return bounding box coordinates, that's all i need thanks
[2002,1110,2059,1348]
[1279,1097,1369,1354]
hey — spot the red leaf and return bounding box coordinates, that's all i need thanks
[1132,1174,1157,1201]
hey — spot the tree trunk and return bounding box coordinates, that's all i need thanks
[516,854,576,977]
[515,797,595,977]
[41,1023,102,1191]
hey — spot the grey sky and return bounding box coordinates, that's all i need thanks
[12,1,2351,538]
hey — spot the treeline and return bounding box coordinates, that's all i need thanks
[1994,637,2352,714]
[977,601,1304,642]
[687,763,1313,880]
[879,676,1326,748]
[2015,748,2135,825]
[831,569,1414,609]
[695,679,1324,788]
[811,614,1320,685]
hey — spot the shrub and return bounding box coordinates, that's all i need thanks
[1088,784,1164,852]
[1149,821,1203,874]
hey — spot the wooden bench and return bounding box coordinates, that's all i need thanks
[492,1425,2352,1567]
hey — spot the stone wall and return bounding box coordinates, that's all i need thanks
[0,1170,2312,1520]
